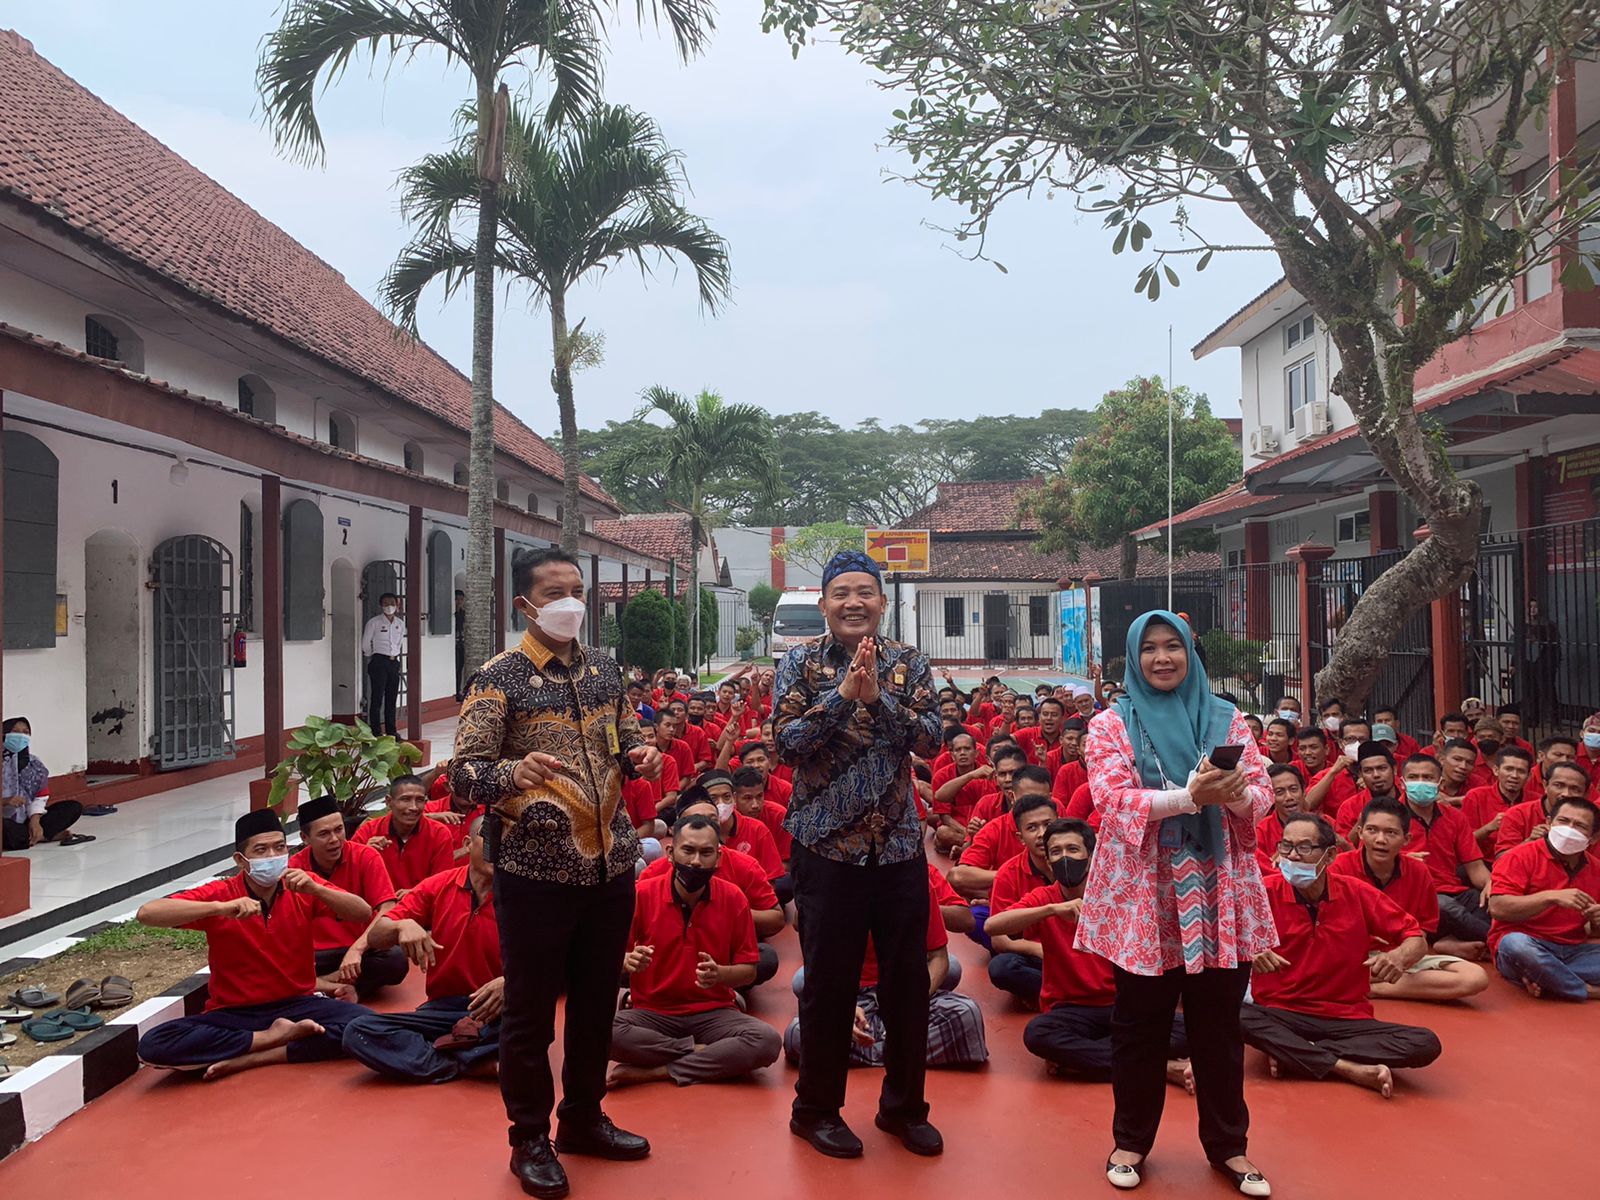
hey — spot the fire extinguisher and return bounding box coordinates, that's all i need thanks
[232,626,248,668]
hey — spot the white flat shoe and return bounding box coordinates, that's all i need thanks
[1106,1156,1143,1190]
[1213,1161,1271,1197]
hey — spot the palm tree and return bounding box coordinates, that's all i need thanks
[256,0,714,677]
[381,101,732,553]
[630,387,779,669]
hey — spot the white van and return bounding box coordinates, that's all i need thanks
[769,588,826,656]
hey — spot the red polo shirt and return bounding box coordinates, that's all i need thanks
[1488,838,1600,954]
[175,875,339,1011]
[989,850,1053,916]
[1252,872,1422,1020]
[1015,727,1063,768]
[1493,798,1553,859]
[627,874,758,1016]
[351,813,456,891]
[1328,848,1440,936]
[1050,758,1089,808]
[423,796,479,854]
[681,722,714,768]
[662,736,696,783]
[753,799,792,859]
[961,815,1026,872]
[929,862,963,909]
[287,841,396,950]
[1462,783,1524,856]
[970,792,1071,827]
[764,773,793,811]
[639,846,779,912]
[1063,782,1102,830]
[622,778,658,828]
[931,764,998,824]
[861,876,947,989]
[1335,789,1402,842]
[649,752,683,805]
[721,812,783,879]
[385,866,501,1000]
[1405,802,1483,892]
[1016,882,1115,1010]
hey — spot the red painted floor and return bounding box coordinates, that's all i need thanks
[3,923,1588,1198]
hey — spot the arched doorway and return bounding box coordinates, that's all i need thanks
[361,558,407,717]
[85,529,141,776]
[150,534,235,769]
[330,558,359,721]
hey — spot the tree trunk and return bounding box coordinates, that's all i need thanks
[688,487,702,672]
[463,82,502,678]
[550,287,582,553]
[1120,534,1138,582]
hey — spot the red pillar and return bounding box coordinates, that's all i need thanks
[1416,525,1467,717]
[1516,456,1545,606]
[405,505,423,742]
[1243,522,1271,641]
[770,527,787,590]
[1368,492,1400,553]
[493,526,506,653]
[1286,542,1334,702]
[0,391,28,917]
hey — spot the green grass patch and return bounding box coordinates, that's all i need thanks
[64,921,206,956]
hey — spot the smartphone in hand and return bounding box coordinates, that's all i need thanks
[1208,744,1245,771]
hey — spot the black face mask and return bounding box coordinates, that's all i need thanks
[1052,856,1090,889]
[688,715,703,726]
[1478,739,1500,757]
[674,861,715,893]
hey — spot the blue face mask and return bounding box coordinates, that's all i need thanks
[1584,732,1600,753]
[1276,709,1299,724]
[3,732,28,754]
[244,854,289,887]
[1405,780,1440,806]
[1278,858,1322,888]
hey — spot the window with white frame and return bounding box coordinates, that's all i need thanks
[1336,510,1372,544]
[1286,355,1317,430]
[1282,314,1314,352]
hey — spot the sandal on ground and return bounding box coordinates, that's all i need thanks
[53,1007,104,1031]
[0,1062,12,1080]
[65,978,102,1010]
[54,832,96,846]
[96,975,134,1009]
[82,805,118,816]
[1211,1161,1271,1197]
[0,1029,16,1048]
[1106,1155,1144,1190]
[9,987,60,1009]
[21,1016,73,1043]
[0,1005,33,1022]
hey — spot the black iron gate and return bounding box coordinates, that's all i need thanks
[1464,539,1524,713]
[151,535,236,769]
[1098,572,1222,677]
[1308,552,1434,738]
[361,558,407,714]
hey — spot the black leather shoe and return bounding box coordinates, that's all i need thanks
[510,1138,568,1199]
[555,1113,651,1161]
[874,1112,943,1156]
[789,1115,864,1159]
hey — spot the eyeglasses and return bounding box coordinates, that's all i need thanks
[1276,840,1331,858]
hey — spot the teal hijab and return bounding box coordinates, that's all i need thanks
[1115,610,1236,858]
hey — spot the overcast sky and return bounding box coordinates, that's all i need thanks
[19,3,1279,433]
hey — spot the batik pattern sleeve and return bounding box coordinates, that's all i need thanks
[448,675,520,810]
[866,648,941,756]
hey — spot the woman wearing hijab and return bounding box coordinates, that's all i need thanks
[2,716,90,848]
[1076,613,1274,1196]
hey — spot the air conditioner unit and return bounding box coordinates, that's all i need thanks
[1307,401,1332,435]
[1248,426,1280,457]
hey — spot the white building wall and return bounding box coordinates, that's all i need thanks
[909,582,1060,663]
[1238,304,1349,462]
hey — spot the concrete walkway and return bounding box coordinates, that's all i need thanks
[0,717,457,953]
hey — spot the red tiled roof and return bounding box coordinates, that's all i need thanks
[1131,480,1320,537]
[922,535,1219,582]
[905,479,1044,534]
[0,31,614,508]
[597,578,689,605]
[591,513,707,569]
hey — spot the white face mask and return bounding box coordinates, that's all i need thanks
[244,854,289,887]
[1323,716,1342,733]
[1548,825,1590,856]
[382,604,398,617]
[716,801,736,824]
[530,596,586,641]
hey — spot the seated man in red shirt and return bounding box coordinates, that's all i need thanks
[930,731,998,854]
[1257,764,1307,871]
[350,774,455,895]
[607,814,782,1087]
[1014,696,1067,767]
[1329,797,1489,999]
[1048,718,1089,809]
[1371,706,1421,762]
[732,765,791,861]
[1293,728,1331,793]
[653,709,696,786]
[135,810,370,1079]
[965,746,1039,828]
[1462,745,1533,858]
[1524,734,1586,802]
[1330,741,1404,841]
[1261,718,1299,767]
[287,794,405,998]
[1434,737,1480,806]
[698,770,790,906]
[1579,715,1600,789]
[1242,813,1440,1098]
[1493,762,1593,859]
[668,699,714,774]
[729,740,793,809]
[987,818,1190,1087]
[1488,796,1600,1001]
[1398,754,1493,954]
[784,865,987,1070]
[1495,704,1535,755]
[342,815,504,1082]
[984,784,1061,1007]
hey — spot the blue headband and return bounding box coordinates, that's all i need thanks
[822,549,882,589]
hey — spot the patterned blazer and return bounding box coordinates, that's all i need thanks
[449,632,643,885]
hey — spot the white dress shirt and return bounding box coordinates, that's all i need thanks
[361,613,407,657]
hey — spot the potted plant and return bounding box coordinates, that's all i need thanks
[267,715,424,832]
[735,624,762,662]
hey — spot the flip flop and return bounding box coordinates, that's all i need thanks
[64,978,102,1010]
[0,1005,33,1022]
[96,975,134,1009]
[21,1017,72,1043]
[53,833,96,846]
[0,1063,12,1080]
[52,1007,104,1031]
[9,987,60,1009]
[0,1029,16,1048]
[82,804,118,816]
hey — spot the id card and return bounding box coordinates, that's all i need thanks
[607,721,620,755]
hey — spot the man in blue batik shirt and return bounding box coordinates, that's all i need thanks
[774,550,943,1162]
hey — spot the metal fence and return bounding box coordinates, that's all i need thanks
[1209,562,1302,710]
[1097,572,1224,678]
[713,588,752,662]
[915,589,1064,665]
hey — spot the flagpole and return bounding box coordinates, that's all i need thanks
[1167,324,1174,612]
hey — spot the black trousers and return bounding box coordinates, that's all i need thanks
[495,869,635,1146]
[791,843,929,1125]
[1437,889,1491,942]
[367,655,400,735]
[2,800,81,849]
[313,944,409,998]
[1111,963,1251,1163]
[1239,1004,1441,1079]
[1025,1004,1189,1081]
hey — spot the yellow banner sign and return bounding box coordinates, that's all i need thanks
[864,529,931,575]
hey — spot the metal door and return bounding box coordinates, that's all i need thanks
[983,593,1011,662]
[360,558,407,713]
[1464,539,1524,710]
[151,535,236,769]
